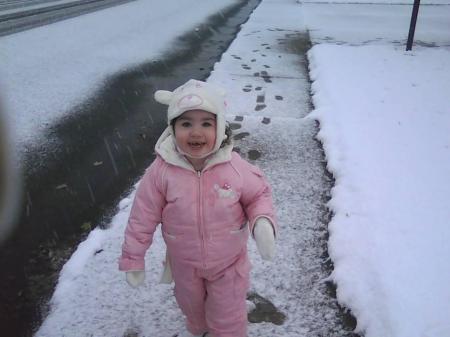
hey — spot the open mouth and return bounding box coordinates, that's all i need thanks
[188,141,206,149]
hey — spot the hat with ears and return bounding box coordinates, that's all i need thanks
[154,79,228,154]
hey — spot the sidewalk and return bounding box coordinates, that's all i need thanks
[208,1,351,335]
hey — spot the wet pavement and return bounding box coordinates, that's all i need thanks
[0,0,261,335]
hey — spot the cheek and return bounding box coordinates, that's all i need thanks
[174,131,188,145]
[207,129,217,142]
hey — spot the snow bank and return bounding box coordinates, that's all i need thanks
[308,44,450,337]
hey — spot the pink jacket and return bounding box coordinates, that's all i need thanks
[119,128,276,271]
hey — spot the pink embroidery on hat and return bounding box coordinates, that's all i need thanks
[177,94,203,109]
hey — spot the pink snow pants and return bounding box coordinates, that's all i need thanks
[170,250,250,337]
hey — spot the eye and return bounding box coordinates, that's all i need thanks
[180,121,191,127]
[202,122,214,127]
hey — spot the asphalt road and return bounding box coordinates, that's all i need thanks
[0,0,136,36]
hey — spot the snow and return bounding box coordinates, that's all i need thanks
[2,0,448,336]
[302,1,450,46]
[303,1,450,336]
[0,0,239,153]
[301,0,450,3]
[308,45,450,337]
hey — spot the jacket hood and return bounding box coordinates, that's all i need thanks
[155,126,233,172]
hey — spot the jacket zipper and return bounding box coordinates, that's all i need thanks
[197,170,207,269]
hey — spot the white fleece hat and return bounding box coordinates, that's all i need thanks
[154,79,227,154]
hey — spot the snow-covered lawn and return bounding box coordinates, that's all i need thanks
[302,1,450,46]
[303,1,450,336]
[309,44,450,337]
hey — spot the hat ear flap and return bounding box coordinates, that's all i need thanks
[154,90,173,105]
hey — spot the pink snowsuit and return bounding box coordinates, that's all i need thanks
[119,130,277,337]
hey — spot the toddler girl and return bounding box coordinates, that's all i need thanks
[119,79,277,337]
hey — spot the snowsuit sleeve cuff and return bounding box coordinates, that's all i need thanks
[118,257,145,271]
[250,215,277,239]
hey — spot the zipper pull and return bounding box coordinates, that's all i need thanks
[197,170,201,177]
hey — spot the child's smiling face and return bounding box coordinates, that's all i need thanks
[174,109,217,163]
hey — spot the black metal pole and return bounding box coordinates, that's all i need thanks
[406,0,421,51]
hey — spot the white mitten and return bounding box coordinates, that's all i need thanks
[253,217,276,261]
[159,250,173,284]
[126,270,145,288]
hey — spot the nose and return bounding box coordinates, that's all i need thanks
[190,125,202,137]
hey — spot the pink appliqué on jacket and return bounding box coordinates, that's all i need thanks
[119,127,277,271]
